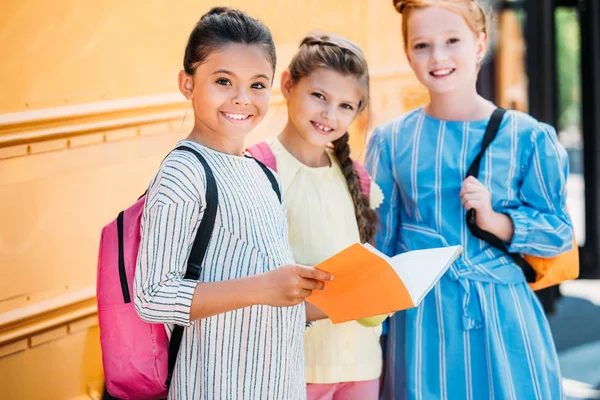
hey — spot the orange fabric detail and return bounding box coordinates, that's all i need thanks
[526,237,580,291]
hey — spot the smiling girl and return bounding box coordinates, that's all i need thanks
[366,1,572,399]
[133,8,332,399]
[248,33,385,400]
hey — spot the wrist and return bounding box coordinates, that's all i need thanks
[248,273,268,305]
[483,211,514,242]
[480,210,500,232]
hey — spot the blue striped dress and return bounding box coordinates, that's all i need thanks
[365,108,573,400]
[134,140,306,400]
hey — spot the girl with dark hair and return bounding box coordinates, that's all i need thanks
[133,8,331,399]
[248,32,384,400]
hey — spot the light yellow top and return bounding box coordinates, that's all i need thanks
[266,137,384,384]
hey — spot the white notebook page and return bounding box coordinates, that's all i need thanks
[387,246,462,305]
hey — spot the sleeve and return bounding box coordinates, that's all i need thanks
[369,181,385,210]
[365,127,402,257]
[133,163,205,326]
[501,123,574,256]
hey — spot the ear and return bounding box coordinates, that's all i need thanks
[404,47,413,67]
[178,70,194,100]
[475,32,487,63]
[280,70,294,100]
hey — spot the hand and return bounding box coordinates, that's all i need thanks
[460,176,495,230]
[258,264,333,307]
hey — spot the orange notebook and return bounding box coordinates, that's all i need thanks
[307,243,463,324]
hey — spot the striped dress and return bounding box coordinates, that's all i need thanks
[133,140,306,400]
[365,108,572,400]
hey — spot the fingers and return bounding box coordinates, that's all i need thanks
[460,182,483,196]
[464,176,484,186]
[299,277,326,291]
[460,192,486,207]
[460,177,486,196]
[463,199,482,211]
[296,265,333,282]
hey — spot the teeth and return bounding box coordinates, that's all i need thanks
[224,113,249,120]
[432,68,453,76]
[314,122,333,132]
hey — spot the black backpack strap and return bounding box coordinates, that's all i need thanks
[246,155,282,203]
[116,211,131,304]
[166,145,219,387]
[464,109,537,283]
[466,108,507,178]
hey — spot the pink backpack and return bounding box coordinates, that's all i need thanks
[97,145,281,399]
[97,146,217,399]
[246,141,372,197]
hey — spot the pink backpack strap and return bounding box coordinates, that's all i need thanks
[246,142,277,172]
[353,160,371,200]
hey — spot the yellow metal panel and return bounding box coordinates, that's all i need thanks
[0,327,103,400]
[0,1,422,398]
[0,0,369,114]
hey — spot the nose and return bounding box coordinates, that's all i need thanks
[321,104,336,121]
[232,89,251,106]
[431,45,449,63]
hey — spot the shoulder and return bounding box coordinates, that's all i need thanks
[504,110,558,142]
[502,110,566,163]
[370,109,422,145]
[147,147,207,207]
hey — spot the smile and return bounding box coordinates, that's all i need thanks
[311,121,334,133]
[430,68,455,77]
[221,112,252,123]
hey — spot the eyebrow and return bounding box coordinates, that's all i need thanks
[410,30,462,43]
[212,69,271,80]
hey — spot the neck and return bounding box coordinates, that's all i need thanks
[186,119,245,156]
[426,84,496,121]
[278,120,331,167]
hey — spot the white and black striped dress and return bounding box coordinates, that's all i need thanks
[134,140,306,400]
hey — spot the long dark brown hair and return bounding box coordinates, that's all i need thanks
[288,33,378,244]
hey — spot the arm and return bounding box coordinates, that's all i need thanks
[305,302,328,322]
[189,266,331,320]
[135,200,331,324]
[134,197,203,326]
[481,211,515,243]
[461,176,516,242]
[365,127,401,257]
[501,123,574,256]
[134,163,331,326]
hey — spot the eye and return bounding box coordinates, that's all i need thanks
[251,82,266,89]
[414,43,428,50]
[312,92,325,100]
[448,38,460,44]
[216,78,231,86]
[340,103,354,111]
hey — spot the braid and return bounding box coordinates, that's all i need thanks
[332,133,378,244]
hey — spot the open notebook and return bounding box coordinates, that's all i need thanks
[307,243,463,324]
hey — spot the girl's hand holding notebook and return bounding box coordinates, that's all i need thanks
[259,264,333,307]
